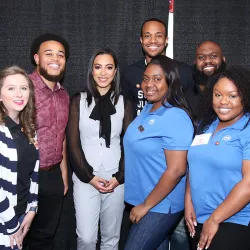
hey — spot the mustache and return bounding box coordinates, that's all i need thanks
[201,63,217,70]
[193,61,227,86]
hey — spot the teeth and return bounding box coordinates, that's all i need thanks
[218,108,231,114]
[99,78,107,81]
[49,64,59,69]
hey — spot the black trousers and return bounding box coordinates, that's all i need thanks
[25,165,64,250]
[191,222,250,250]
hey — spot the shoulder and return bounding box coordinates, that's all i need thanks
[163,106,193,129]
[122,59,145,76]
[174,59,192,72]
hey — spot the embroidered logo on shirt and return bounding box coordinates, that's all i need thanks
[222,135,231,141]
[148,119,155,125]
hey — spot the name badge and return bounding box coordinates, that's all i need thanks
[191,133,212,146]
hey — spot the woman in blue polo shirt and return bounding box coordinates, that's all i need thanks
[186,67,250,250]
[124,55,195,249]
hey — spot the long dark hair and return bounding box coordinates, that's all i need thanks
[85,48,120,106]
[0,66,36,143]
[146,55,195,124]
[198,66,250,133]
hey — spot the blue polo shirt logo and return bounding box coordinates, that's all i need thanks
[222,135,231,141]
[148,119,155,125]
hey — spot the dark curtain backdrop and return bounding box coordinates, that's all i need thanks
[0,1,169,249]
[0,0,169,96]
[174,0,250,67]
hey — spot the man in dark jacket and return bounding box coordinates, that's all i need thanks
[122,18,194,117]
[186,40,226,117]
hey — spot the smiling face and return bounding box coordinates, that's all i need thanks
[34,40,66,83]
[0,74,30,121]
[213,77,244,127]
[196,41,225,76]
[141,64,168,111]
[92,54,117,95]
[140,21,168,63]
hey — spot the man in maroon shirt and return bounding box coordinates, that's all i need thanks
[26,33,70,250]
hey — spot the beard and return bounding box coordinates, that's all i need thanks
[193,60,227,86]
[38,66,65,83]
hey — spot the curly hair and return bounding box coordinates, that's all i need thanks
[0,66,36,143]
[198,66,250,133]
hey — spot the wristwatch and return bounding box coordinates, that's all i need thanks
[29,206,38,213]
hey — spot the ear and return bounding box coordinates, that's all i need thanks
[140,37,143,45]
[222,56,226,62]
[165,37,169,46]
[34,54,39,65]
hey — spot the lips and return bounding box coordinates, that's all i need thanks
[48,63,60,70]
[202,64,216,71]
[13,100,24,106]
[218,107,231,115]
[144,89,156,96]
[147,45,160,51]
[98,77,108,82]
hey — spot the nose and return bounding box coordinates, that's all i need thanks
[144,79,153,87]
[16,89,23,97]
[204,55,212,64]
[51,53,60,61]
[150,35,157,43]
[100,68,106,75]
[220,96,228,105]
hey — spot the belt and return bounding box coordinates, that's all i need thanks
[40,163,60,172]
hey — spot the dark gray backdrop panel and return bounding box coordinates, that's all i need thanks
[174,0,250,67]
[0,0,169,96]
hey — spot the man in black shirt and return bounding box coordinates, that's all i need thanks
[122,18,194,117]
[120,18,194,250]
[186,40,226,117]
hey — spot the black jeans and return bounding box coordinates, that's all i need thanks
[191,222,250,250]
[25,165,64,250]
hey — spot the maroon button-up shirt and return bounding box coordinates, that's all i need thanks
[30,71,69,168]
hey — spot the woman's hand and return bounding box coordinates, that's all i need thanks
[9,229,23,249]
[106,177,119,191]
[129,203,150,224]
[197,217,219,250]
[185,198,197,238]
[20,211,36,238]
[89,176,112,193]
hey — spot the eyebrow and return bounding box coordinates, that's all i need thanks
[143,31,164,35]
[44,49,65,54]
[214,88,238,93]
[144,74,162,77]
[94,63,114,66]
[197,52,220,55]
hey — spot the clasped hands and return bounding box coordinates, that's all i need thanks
[90,176,119,193]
